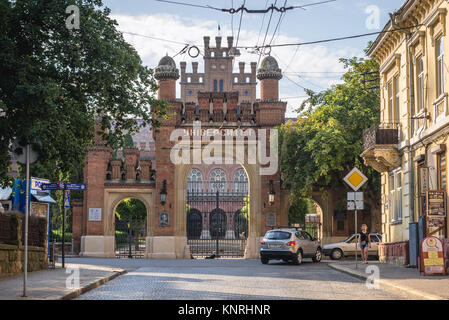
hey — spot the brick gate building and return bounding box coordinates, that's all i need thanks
[72,36,291,258]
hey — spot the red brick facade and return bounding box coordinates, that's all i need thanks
[74,35,289,255]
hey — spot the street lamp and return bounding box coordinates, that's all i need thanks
[160,180,167,206]
[269,180,275,205]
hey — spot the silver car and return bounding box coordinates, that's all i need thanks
[322,233,382,260]
[259,228,322,264]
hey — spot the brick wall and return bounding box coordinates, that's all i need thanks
[378,241,409,266]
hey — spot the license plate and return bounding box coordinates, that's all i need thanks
[268,244,282,248]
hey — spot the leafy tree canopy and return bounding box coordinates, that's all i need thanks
[280,57,380,204]
[115,198,146,221]
[0,0,168,186]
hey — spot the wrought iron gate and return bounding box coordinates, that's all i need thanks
[115,215,146,258]
[187,180,248,258]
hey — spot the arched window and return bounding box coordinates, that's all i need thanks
[233,168,248,193]
[187,169,203,192]
[210,168,226,192]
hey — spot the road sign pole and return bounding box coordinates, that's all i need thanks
[355,209,358,269]
[22,144,30,297]
[62,189,66,268]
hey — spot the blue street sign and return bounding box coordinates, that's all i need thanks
[64,195,70,209]
[65,183,87,191]
[41,183,60,190]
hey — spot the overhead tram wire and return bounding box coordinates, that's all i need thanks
[234,0,246,49]
[154,0,337,13]
[257,0,277,68]
[267,0,288,47]
[237,24,423,50]
[232,0,246,72]
[231,0,234,37]
[119,31,192,46]
[256,0,270,48]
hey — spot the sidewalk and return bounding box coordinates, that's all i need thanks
[0,262,125,300]
[328,261,449,300]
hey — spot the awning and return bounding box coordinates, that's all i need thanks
[31,190,56,204]
[0,187,12,201]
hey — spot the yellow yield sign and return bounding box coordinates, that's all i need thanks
[343,167,368,191]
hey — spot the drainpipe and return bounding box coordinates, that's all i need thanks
[408,43,415,223]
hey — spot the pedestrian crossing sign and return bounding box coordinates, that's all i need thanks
[343,167,368,191]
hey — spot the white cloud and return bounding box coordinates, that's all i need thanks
[112,13,363,117]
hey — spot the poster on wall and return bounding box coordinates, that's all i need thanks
[420,167,429,196]
[421,236,446,275]
[426,190,446,216]
[30,202,49,217]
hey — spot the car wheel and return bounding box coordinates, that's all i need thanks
[330,248,343,260]
[282,258,289,263]
[312,248,322,262]
[261,257,269,264]
[293,250,302,265]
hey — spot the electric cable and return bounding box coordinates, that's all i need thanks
[237,24,423,49]
[154,0,336,13]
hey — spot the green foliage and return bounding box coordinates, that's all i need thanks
[0,0,168,187]
[288,198,314,225]
[124,134,134,148]
[239,196,250,220]
[50,229,72,242]
[280,56,381,203]
[115,198,146,221]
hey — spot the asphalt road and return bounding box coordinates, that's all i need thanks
[68,257,404,300]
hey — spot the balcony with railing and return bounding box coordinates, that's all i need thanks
[361,124,401,173]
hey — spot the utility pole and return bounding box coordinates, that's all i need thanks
[355,209,358,269]
[22,143,30,297]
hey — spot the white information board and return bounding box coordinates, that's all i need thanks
[88,208,102,221]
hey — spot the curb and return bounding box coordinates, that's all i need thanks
[60,269,126,300]
[328,263,444,300]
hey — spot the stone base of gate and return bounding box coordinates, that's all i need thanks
[243,236,261,259]
[80,236,115,258]
[146,236,190,259]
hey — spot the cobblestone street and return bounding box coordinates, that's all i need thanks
[70,258,404,300]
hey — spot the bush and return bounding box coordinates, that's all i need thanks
[50,230,72,242]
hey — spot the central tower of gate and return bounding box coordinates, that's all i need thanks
[150,35,289,259]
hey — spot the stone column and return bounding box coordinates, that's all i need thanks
[110,160,122,180]
[140,160,152,181]
[124,148,139,181]
[71,201,83,254]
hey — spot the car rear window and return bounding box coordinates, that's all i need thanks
[265,231,291,240]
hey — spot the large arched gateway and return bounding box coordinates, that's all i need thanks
[186,165,250,257]
[72,35,291,259]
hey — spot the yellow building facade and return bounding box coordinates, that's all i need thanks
[362,0,449,265]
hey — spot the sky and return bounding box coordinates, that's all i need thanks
[101,0,405,117]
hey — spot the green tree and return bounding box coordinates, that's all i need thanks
[288,198,310,225]
[0,0,168,187]
[280,57,380,212]
[115,198,146,222]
